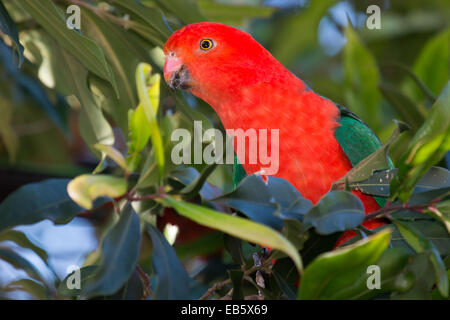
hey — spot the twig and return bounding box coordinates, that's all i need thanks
[364,197,443,221]
[199,258,272,300]
[136,265,152,299]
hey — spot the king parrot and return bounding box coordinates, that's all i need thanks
[162,22,386,246]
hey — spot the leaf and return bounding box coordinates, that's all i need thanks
[349,166,449,197]
[393,219,448,297]
[81,8,147,133]
[82,204,141,298]
[0,179,82,233]
[412,29,450,98]
[0,92,18,161]
[146,224,191,299]
[110,0,171,43]
[57,47,115,156]
[67,174,127,210]
[297,229,391,299]
[0,247,45,282]
[269,0,336,65]
[94,144,128,173]
[198,0,274,25]
[228,269,244,300]
[323,247,413,299]
[389,220,450,257]
[154,0,205,24]
[0,0,24,65]
[344,25,382,131]
[334,121,408,192]
[136,63,165,181]
[58,266,98,297]
[272,268,297,300]
[223,234,245,265]
[391,82,450,202]
[302,191,365,235]
[0,230,47,262]
[162,196,303,273]
[6,279,47,300]
[18,0,117,94]
[379,83,426,132]
[0,38,68,134]
[391,253,436,300]
[21,31,114,153]
[169,166,222,202]
[213,175,312,229]
[127,104,151,171]
[179,164,217,199]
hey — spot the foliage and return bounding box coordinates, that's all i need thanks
[0,0,449,300]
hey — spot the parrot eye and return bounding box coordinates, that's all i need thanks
[200,39,214,51]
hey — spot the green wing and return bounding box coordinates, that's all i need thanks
[334,104,393,207]
[232,104,391,207]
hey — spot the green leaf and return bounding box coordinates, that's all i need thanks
[154,0,205,24]
[393,219,448,297]
[18,0,117,94]
[324,247,413,299]
[111,0,171,43]
[135,63,165,182]
[146,223,191,299]
[348,166,449,197]
[198,0,274,25]
[302,191,365,235]
[391,82,450,202]
[0,93,18,161]
[20,31,114,154]
[333,120,408,190]
[58,266,98,297]
[228,269,244,300]
[94,144,128,173]
[82,204,141,298]
[379,83,426,132]
[6,279,47,300]
[179,164,217,199]
[391,252,436,299]
[412,29,450,98]
[81,9,149,133]
[0,179,82,233]
[344,25,382,131]
[0,0,24,65]
[162,196,303,273]
[67,174,127,210]
[0,247,45,282]
[213,175,312,229]
[0,230,47,262]
[269,0,336,65]
[297,229,391,299]
[223,234,245,265]
[127,105,151,171]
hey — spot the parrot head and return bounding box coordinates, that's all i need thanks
[163,22,294,106]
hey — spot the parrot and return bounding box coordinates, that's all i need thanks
[162,22,387,246]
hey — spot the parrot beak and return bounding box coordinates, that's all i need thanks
[164,53,192,91]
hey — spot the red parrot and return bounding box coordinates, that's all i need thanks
[162,22,385,246]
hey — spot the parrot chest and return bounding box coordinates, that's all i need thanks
[219,90,353,203]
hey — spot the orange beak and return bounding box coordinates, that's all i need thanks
[164,53,192,90]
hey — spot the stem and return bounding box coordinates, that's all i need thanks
[199,258,272,300]
[136,265,152,299]
[364,197,442,221]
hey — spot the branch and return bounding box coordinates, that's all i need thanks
[364,196,443,221]
[136,265,152,299]
[199,259,272,300]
